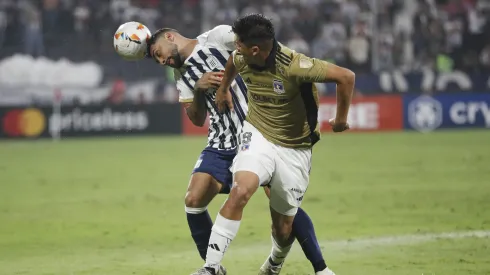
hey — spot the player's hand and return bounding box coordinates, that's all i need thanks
[215,86,234,113]
[328,118,350,132]
[194,72,224,91]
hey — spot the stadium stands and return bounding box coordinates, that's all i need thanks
[0,0,489,105]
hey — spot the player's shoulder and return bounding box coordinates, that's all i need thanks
[277,43,313,68]
[173,68,185,81]
[208,25,233,37]
[280,44,320,75]
[197,25,233,48]
[275,43,295,67]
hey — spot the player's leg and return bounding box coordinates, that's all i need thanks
[293,208,329,274]
[185,172,221,261]
[263,187,327,273]
[186,149,235,262]
[259,183,298,275]
[260,146,331,275]
[203,171,266,273]
[193,125,274,275]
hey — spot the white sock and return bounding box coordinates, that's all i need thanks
[204,213,241,271]
[316,267,335,275]
[269,234,293,265]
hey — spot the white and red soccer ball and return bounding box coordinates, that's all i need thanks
[113,22,151,61]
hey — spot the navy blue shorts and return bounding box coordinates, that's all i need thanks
[192,147,236,194]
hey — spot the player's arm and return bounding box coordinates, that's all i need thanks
[291,55,355,131]
[321,62,355,130]
[182,92,207,127]
[216,54,238,113]
[180,72,224,127]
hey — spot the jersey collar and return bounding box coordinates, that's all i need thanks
[249,39,278,71]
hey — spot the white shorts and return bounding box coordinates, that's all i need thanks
[231,121,312,216]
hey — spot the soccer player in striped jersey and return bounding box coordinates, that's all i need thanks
[147,25,328,275]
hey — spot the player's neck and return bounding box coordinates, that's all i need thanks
[251,50,273,69]
[179,39,199,61]
[258,52,270,66]
[252,39,276,69]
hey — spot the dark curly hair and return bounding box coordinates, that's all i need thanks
[232,14,275,46]
[145,28,178,58]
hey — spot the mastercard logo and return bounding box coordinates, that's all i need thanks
[2,108,46,137]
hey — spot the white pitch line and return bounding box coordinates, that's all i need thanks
[168,230,490,259]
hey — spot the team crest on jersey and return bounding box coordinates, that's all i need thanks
[273,79,285,94]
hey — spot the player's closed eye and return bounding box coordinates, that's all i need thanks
[153,56,159,64]
[153,50,161,64]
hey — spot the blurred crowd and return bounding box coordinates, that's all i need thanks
[1,0,490,107]
[0,0,201,61]
[207,0,490,74]
[1,0,490,74]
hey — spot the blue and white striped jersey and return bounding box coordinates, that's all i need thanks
[175,25,248,151]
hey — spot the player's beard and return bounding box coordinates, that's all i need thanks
[170,47,184,68]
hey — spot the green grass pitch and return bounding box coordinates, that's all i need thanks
[1,130,489,275]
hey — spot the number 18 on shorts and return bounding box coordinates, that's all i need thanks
[232,121,312,216]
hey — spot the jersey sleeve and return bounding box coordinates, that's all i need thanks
[174,69,194,103]
[205,25,235,51]
[288,53,330,83]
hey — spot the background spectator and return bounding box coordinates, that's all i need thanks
[1,0,490,104]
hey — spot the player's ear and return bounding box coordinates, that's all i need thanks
[164,32,174,41]
[251,46,260,56]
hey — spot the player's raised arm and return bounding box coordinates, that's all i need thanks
[215,54,238,113]
[290,54,355,132]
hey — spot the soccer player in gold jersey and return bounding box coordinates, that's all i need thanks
[190,14,354,275]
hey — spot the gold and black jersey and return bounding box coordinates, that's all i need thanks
[233,41,330,148]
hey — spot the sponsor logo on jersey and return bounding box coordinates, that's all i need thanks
[408,95,443,132]
[250,93,290,104]
[273,79,285,94]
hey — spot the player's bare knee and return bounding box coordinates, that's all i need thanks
[184,173,221,208]
[227,184,253,209]
[226,171,259,208]
[184,191,206,208]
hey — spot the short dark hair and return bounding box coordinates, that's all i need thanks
[232,14,275,46]
[146,28,178,58]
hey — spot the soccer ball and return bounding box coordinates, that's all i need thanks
[113,22,151,61]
